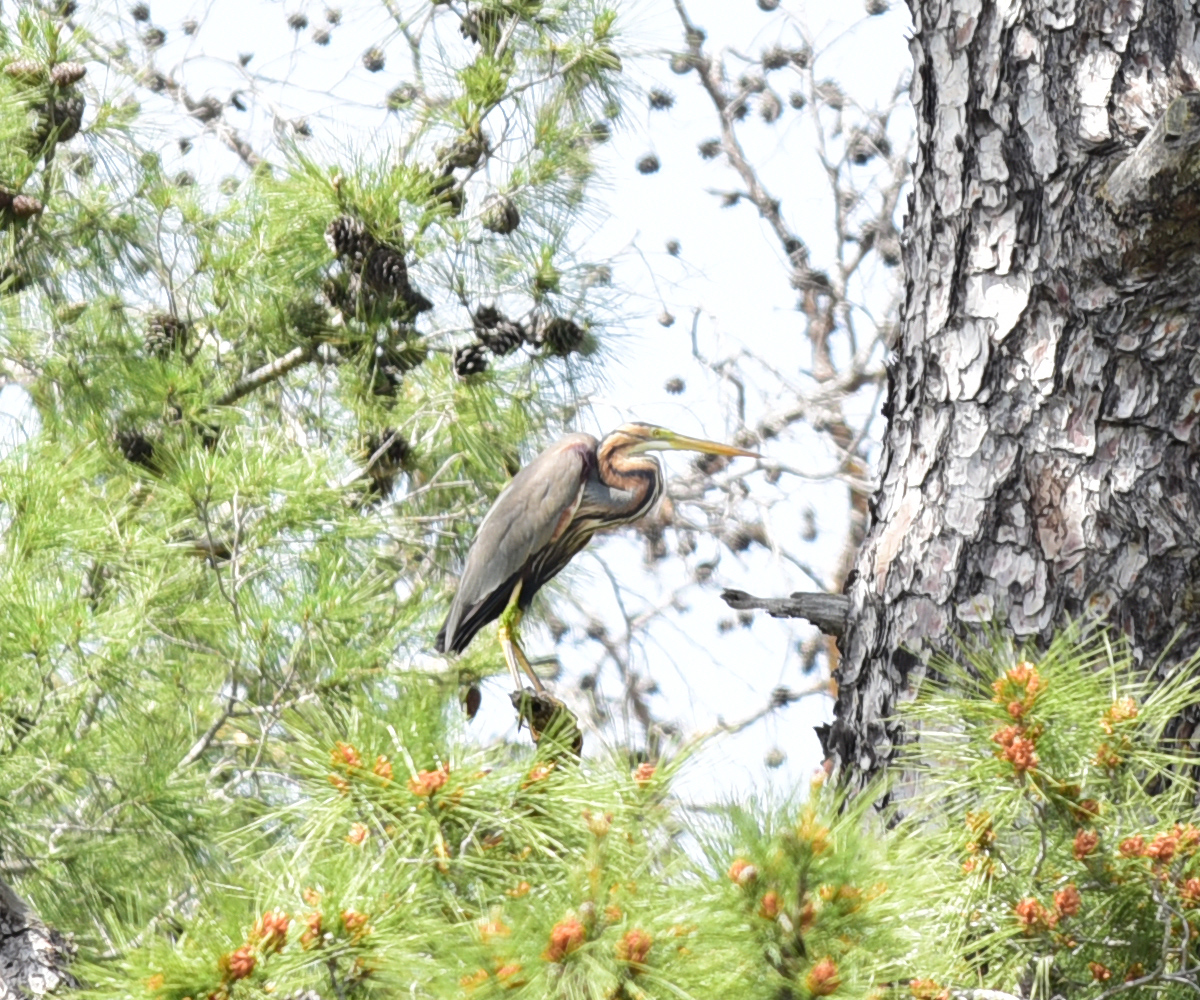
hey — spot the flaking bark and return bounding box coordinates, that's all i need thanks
[0,879,72,1000]
[827,0,1200,785]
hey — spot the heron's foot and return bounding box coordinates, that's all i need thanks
[510,687,583,757]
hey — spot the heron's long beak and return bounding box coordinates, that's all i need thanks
[651,430,760,459]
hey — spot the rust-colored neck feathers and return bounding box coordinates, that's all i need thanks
[596,431,660,496]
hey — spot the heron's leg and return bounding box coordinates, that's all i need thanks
[497,582,545,693]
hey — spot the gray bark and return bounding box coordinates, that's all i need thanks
[826,0,1200,784]
[0,879,72,1000]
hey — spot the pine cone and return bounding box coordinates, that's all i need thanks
[480,194,519,234]
[371,342,427,395]
[326,8,341,24]
[588,120,612,144]
[438,131,488,169]
[36,93,86,145]
[762,47,789,70]
[130,1,150,20]
[759,90,782,124]
[144,311,189,358]
[648,89,674,110]
[116,429,156,470]
[473,306,524,357]
[472,306,522,354]
[10,195,43,218]
[636,153,660,175]
[698,138,721,159]
[756,0,779,9]
[362,47,385,72]
[0,263,30,295]
[669,54,693,75]
[313,28,330,45]
[666,239,681,256]
[142,27,166,48]
[386,84,418,109]
[364,243,407,292]
[583,264,612,287]
[361,429,410,496]
[322,274,355,317]
[398,284,432,316]
[473,304,502,329]
[866,0,889,13]
[789,91,806,110]
[182,17,197,34]
[875,225,902,267]
[814,80,845,110]
[49,62,86,86]
[325,215,374,264]
[847,126,890,163]
[284,298,329,338]
[453,343,488,377]
[4,58,45,82]
[287,12,308,29]
[363,429,410,476]
[664,377,685,394]
[459,9,501,44]
[539,316,584,356]
[482,322,523,355]
[188,96,223,123]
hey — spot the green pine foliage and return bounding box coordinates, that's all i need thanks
[891,628,1200,999]
[0,0,627,988]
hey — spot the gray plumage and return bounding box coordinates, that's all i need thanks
[436,434,596,653]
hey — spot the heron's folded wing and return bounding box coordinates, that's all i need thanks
[439,434,595,651]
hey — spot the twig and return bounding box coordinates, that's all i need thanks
[175,695,237,770]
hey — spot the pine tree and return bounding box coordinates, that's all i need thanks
[7,3,1199,1000]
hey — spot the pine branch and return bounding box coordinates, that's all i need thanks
[721,588,849,636]
[214,345,315,407]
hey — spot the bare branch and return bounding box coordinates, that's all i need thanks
[721,589,849,637]
[672,0,828,292]
[214,345,315,407]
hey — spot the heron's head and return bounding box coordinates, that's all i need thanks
[610,422,760,459]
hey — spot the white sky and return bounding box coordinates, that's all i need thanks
[3,0,914,803]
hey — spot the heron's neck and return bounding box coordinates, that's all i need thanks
[596,440,661,495]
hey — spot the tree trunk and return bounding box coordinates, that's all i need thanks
[0,879,72,1000]
[825,0,1200,785]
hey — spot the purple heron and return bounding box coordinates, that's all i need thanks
[435,423,759,700]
